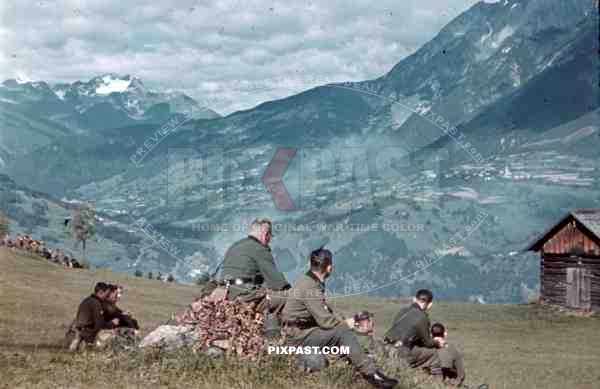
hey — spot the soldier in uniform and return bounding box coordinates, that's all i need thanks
[220,218,291,314]
[102,284,140,332]
[65,282,110,351]
[281,247,398,389]
[383,289,443,379]
[431,322,465,387]
[352,311,391,359]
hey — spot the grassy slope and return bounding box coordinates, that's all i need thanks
[1,248,599,389]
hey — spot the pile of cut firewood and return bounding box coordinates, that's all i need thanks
[173,295,283,360]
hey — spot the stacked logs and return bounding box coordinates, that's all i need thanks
[173,295,282,361]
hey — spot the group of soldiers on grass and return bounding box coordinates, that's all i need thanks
[66,282,140,351]
[68,217,482,389]
[1,234,84,268]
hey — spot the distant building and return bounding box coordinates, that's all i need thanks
[527,209,600,311]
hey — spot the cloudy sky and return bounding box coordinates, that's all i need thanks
[1,0,478,114]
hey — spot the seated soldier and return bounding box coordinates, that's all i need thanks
[103,284,140,333]
[383,289,443,380]
[353,311,375,349]
[16,236,24,249]
[431,323,465,387]
[41,247,52,260]
[220,218,291,315]
[66,282,111,351]
[282,247,398,389]
[352,311,389,359]
[71,257,82,268]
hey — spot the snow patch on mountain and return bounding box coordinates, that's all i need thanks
[510,62,521,87]
[125,98,144,117]
[95,75,132,94]
[491,26,514,48]
[53,88,66,100]
[16,73,34,84]
[477,23,514,61]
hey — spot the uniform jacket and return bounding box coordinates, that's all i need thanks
[281,271,343,342]
[74,294,106,342]
[439,343,465,386]
[383,303,437,349]
[221,236,290,300]
[102,301,140,330]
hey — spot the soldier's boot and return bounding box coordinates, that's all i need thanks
[363,369,398,389]
[68,329,82,352]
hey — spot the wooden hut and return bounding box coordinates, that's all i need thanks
[527,209,600,310]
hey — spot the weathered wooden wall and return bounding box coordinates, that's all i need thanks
[541,254,600,309]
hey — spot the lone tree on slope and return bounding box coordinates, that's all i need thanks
[70,203,96,262]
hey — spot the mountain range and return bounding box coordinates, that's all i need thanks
[0,0,598,303]
[0,73,219,163]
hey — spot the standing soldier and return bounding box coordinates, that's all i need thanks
[220,218,290,314]
[281,247,398,389]
[383,289,443,380]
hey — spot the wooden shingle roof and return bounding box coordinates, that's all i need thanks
[571,209,600,238]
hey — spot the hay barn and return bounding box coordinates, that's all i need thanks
[527,209,600,310]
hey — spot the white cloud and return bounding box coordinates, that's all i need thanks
[0,0,478,114]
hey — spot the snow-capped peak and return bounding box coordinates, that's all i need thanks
[4,73,220,121]
[95,74,133,95]
[16,73,34,84]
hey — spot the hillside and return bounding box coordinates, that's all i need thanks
[1,0,597,305]
[0,173,166,275]
[1,249,599,389]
